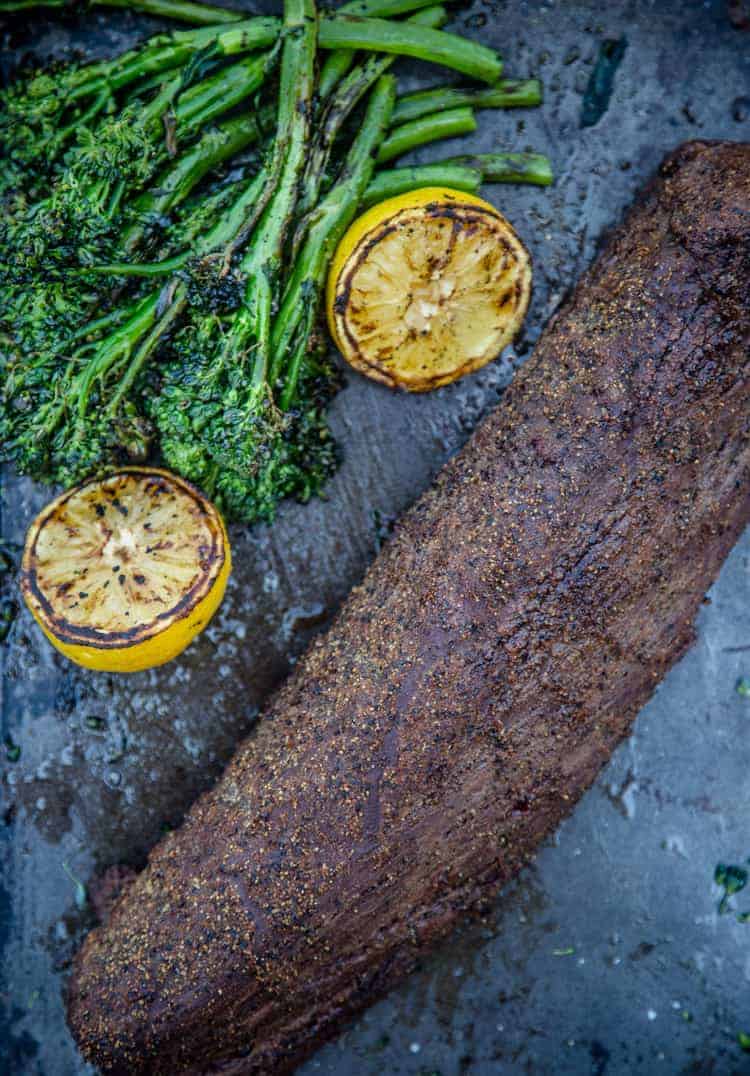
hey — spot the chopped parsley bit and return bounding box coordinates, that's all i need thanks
[553,946,575,956]
[736,677,750,699]
[714,862,749,915]
[738,1032,750,1053]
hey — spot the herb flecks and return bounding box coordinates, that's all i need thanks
[714,861,750,919]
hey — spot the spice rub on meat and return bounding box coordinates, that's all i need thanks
[68,141,750,1075]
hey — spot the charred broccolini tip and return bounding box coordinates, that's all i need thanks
[0,16,279,192]
[149,0,323,520]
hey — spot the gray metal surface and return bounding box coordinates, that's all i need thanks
[2,1,750,1073]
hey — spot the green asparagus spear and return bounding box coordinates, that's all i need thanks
[391,78,543,125]
[95,0,243,23]
[271,74,396,399]
[362,161,482,204]
[296,4,448,229]
[376,105,476,164]
[0,0,446,22]
[229,0,317,393]
[318,0,447,94]
[121,113,268,255]
[319,16,503,84]
[0,0,241,16]
[444,152,554,185]
[363,152,554,204]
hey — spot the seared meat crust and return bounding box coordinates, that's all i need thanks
[68,141,750,1075]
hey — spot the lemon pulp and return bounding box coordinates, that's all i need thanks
[327,187,532,392]
[20,468,230,672]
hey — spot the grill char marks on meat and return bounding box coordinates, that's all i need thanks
[67,141,750,1075]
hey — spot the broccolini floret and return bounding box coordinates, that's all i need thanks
[1,0,549,524]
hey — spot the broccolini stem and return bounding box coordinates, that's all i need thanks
[199,168,269,267]
[270,73,396,403]
[89,253,189,276]
[139,71,184,128]
[317,0,447,96]
[340,0,443,14]
[91,165,265,276]
[107,286,188,412]
[106,177,127,219]
[74,292,162,421]
[191,16,282,59]
[376,105,476,164]
[362,152,554,204]
[170,48,277,136]
[96,0,242,24]
[0,0,444,19]
[318,16,503,84]
[295,54,394,229]
[122,113,266,254]
[70,308,128,343]
[58,88,110,142]
[78,170,270,421]
[236,0,317,390]
[391,78,543,125]
[297,3,447,231]
[316,50,355,101]
[362,161,482,205]
[444,151,554,185]
[71,18,280,102]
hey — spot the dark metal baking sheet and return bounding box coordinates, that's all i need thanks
[2,1,749,1072]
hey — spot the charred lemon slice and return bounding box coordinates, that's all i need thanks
[20,468,230,673]
[327,187,532,392]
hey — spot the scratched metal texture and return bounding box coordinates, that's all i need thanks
[1,1,750,1073]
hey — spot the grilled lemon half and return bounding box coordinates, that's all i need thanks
[20,468,230,673]
[326,187,532,392]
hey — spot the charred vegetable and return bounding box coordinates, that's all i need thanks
[0,0,551,523]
